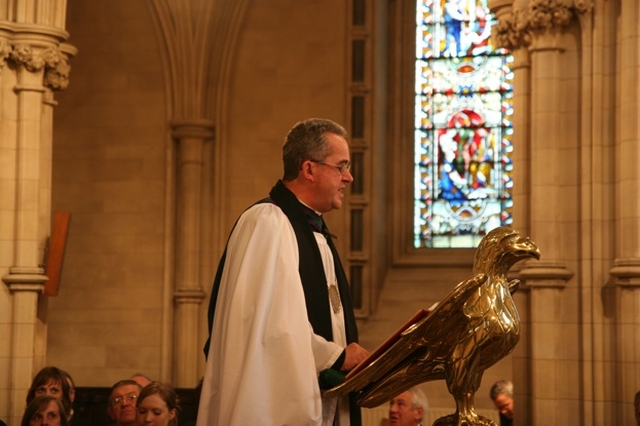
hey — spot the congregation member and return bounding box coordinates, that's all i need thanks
[25,367,72,423]
[130,374,152,388]
[107,380,142,426]
[21,395,69,426]
[136,381,180,426]
[490,380,514,426]
[388,387,428,426]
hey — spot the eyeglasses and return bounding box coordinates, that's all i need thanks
[111,393,138,406]
[310,159,351,175]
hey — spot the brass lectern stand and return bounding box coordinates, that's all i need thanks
[326,226,540,426]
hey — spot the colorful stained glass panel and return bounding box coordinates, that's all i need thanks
[414,0,514,248]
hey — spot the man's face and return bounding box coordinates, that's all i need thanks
[493,393,514,420]
[309,132,353,213]
[107,384,140,426]
[389,391,422,426]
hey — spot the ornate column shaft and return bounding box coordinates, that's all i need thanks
[519,262,573,425]
[490,4,534,421]
[0,15,75,425]
[491,0,533,237]
[148,0,214,385]
[606,1,640,424]
[614,0,640,263]
[148,0,242,385]
[171,120,214,387]
[525,0,593,419]
[490,1,590,424]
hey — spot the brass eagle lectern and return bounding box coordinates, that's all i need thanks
[325,226,540,426]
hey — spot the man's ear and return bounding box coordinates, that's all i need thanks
[301,160,316,181]
[107,405,115,420]
[415,406,424,422]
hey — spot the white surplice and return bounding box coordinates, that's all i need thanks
[196,203,348,426]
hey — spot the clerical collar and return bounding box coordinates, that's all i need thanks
[299,201,324,234]
[298,200,322,216]
[298,200,338,240]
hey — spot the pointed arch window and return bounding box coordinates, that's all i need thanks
[414,0,514,248]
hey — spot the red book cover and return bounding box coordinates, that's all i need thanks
[346,304,437,380]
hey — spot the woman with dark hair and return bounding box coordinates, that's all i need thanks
[135,382,180,426]
[26,367,72,421]
[21,395,69,426]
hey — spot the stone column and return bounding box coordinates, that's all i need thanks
[171,120,214,387]
[147,0,241,385]
[490,3,534,419]
[520,0,590,420]
[490,0,590,424]
[0,19,75,424]
[609,1,640,423]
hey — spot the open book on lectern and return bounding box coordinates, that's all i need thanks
[346,302,439,380]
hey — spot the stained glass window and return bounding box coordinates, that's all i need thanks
[414,0,514,248]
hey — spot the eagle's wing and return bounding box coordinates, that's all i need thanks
[325,273,489,405]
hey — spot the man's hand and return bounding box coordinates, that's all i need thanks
[340,342,369,372]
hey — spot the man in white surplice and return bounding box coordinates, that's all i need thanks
[197,118,369,426]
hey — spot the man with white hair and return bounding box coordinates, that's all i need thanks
[389,387,428,426]
[490,380,514,426]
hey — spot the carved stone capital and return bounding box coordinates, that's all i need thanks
[3,42,74,91]
[491,0,593,51]
[0,39,11,69]
[493,13,530,52]
[9,43,45,72]
[43,48,72,91]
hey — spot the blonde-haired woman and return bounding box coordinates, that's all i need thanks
[136,382,179,426]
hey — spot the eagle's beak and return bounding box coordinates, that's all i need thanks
[513,237,541,260]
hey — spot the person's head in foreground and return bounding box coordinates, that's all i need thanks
[282,118,353,213]
[389,387,428,426]
[136,381,179,426]
[26,367,72,421]
[21,395,69,426]
[107,380,143,426]
[490,379,514,420]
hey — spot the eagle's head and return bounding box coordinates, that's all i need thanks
[472,226,541,276]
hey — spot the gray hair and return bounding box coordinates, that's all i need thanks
[409,387,428,421]
[490,380,514,399]
[282,118,347,181]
